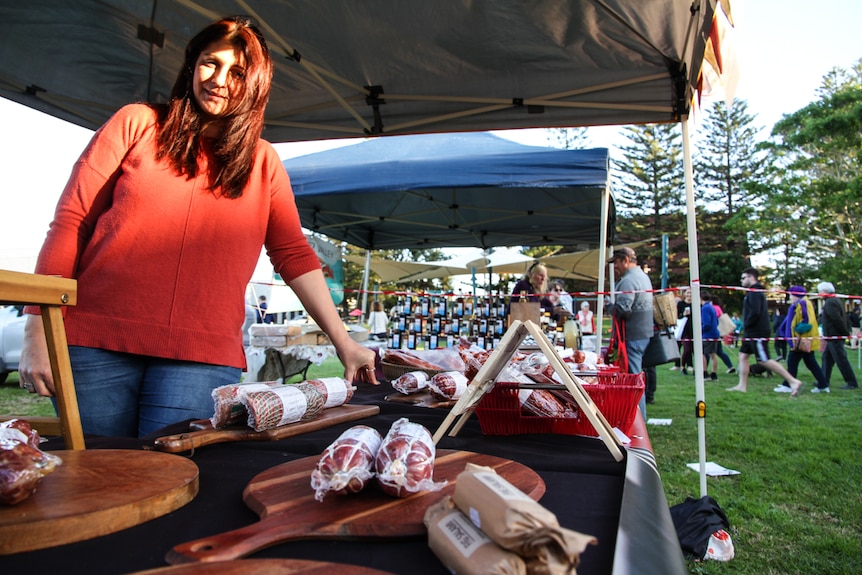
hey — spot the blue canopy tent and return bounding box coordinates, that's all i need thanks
[282,132,613,251]
[282,131,614,350]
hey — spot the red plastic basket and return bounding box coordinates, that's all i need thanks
[474,372,645,437]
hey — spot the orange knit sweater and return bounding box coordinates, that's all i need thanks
[33,104,320,368]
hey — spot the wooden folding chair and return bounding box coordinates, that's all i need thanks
[0,269,84,449]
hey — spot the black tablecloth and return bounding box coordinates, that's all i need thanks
[5,385,686,575]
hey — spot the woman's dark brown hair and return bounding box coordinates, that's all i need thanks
[156,16,272,198]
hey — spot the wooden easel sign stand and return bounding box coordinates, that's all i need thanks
[433,320,623,462]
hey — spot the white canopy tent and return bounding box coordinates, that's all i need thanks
[0,0,731,502]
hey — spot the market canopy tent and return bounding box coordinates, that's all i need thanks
[0,1,713,142]
[0,0,726,500]
[283,133,612,250]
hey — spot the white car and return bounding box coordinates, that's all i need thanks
[0,305,25,384]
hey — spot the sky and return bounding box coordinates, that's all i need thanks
[1,0,861,274]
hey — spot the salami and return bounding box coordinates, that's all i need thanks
[382,349,445,370]
[375,418,447,498]
[427,371,468,401]
[518,389,578,418]
[310,425,383,502]
[304,377,355,408]
[0,420,62,505]
[242,382,326,431]
[210,381,281,428]
[391,371,430,395]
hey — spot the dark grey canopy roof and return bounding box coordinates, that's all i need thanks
[0,1,716,143]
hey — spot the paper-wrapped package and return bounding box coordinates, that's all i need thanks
[453,463,597,574]
[424,496,526,575]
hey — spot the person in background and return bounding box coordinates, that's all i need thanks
[510,262,554,313]
[848,305,861,350]
[728,268,803,396]
[678,289,695,375]
[775,286,829,393]
[712,296,736,374]
[772,305,788,361]
[576,300,595,335]
[17,17,377,438]
[818,281,858,390]
[256,295,269,324]
[700,291,721,381]
[731,312,743,347]
[607,247,653,416]
[549,279,573,321]
[367,301,389,341]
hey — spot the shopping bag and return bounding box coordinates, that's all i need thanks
[670,495,732,561]
[718,313,735,337]
[643,330,681,368]
[606,315,628,371]
[674,317,688,341]
[795,336,813,353]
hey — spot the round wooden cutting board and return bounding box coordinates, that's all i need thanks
[0,449,199,555]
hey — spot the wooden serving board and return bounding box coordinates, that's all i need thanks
[167,449,545,564]
[384,391,456,409]
[153,405,380,453]
[0,449,199,555]
[133,558,395,575]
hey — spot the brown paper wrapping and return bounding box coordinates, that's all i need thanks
[452,464,597,574]
[424,497,526,575]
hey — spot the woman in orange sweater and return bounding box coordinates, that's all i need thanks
[18,17,377,437]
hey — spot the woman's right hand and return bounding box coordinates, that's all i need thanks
[18,315,56,397]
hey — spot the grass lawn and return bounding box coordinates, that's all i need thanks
[2,346,860,574]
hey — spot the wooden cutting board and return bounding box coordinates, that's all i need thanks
[167,449,545,564]
[153,405,380,453]
[0,449,199,555]
[133,558,395,575]
[384,391,456,409]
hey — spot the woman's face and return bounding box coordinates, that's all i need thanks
[530,267,547,288]
[193,39,246,118]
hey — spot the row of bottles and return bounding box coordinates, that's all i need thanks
[385,293,582,350]
[392,293,508,319]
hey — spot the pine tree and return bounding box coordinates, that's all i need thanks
[545,127,590,149]
[695,99,765,216]
[613,124,684,224]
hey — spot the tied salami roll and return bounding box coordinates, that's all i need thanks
[391,371,430,395]
[0,420,62,505]
[428,371,469,401]
[242,382,325,431]
[210,381,281,428]
[375,418,447,498]
[518,389,578,418]
[311,425,383,502]
[304,377,355,408]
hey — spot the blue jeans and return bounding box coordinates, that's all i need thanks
[68,346,241,438]
[626,337,650,417]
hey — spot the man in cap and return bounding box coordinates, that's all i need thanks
[727,268,803,395]
[818,281,859,389]
[607,247,654,411]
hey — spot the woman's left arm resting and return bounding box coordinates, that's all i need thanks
[288,269,379,385]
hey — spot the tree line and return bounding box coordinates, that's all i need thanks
[334,58,862,315]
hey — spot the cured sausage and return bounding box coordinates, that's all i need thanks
[391,371,430,395]
[375,418,446,498]
[305,377,355,408]
[428,371,468,401]
[0,420,62,505]
[210,381,281,428]
[311,425,383,502]
[518,389,577,418]
[242,383,325,431]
